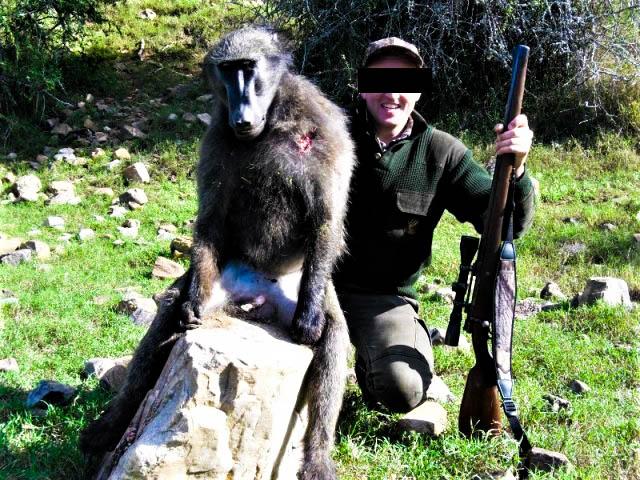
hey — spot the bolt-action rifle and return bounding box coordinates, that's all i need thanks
[444,45,532,476]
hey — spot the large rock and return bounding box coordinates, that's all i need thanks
[578,277,632,308]
[96,315,313,480]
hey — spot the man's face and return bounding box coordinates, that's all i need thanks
[360,56,422,132]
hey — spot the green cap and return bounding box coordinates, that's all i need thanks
[363,37,424,67]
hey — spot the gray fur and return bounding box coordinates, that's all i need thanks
[80,26,354,480]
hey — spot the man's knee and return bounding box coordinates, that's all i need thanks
[366,355,433,413]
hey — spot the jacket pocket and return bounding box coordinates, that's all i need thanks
[396,190,434,216]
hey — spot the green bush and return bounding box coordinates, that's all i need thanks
[0,0,117,121]
[251,0,640,140]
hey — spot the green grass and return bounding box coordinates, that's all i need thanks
[1,1,640,479]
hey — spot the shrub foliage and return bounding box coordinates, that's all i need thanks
[0,0,117,120]
[252,0,640,139]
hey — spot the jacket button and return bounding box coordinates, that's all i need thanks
[374,153,382,160]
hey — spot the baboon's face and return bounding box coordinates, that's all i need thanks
[215,56,282,140]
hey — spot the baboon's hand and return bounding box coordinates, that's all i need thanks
[179,300,203,331]
[291,306,325,345]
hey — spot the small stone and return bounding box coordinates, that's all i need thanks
[85,93,95,103]
[543,393,571,412]
[2,171,16,185]
[182,112,197,123]
[14,175,42,202]
[6,152,17,160]
[118,219,140,238]
[515,298,544,319]
[578,277,632,308]
[91,148,106,158]
[77,101,86,110]
[600,222,617,231]
[107,159,121,170]
[46,118,60,129]
[159,223,177,233]
[1,249,32,266]
[0,358,19,372]
[0,290,18,306]
[109,205,128,218]
[84,356,132,392]
[0,238,22,256]
[396,401,447,436]
[78,229,96,242]
[196,94,213,102]
[633,233,640,244]
[47,180,74,196]
[35,154,48,164]
[95,132,109,143]
[124,162,150,183]
[562,217,580,225]
[131,308,156,326]
[119,188,148,206]
[19,240,50,259]
[93,187,114,197]
[568,379,590,394]
[26,380,77,408]
[197,113,212,126]
[430,327,445,346]
[425,375,456,403]
[47,192,81,206]
[138,8,157,19]
[561,241,587,256]
[114,148,131,160]
[84,118,96,130]
[51,123,73,135]
[167,113,178,121]
[152,257,185,279]
[117,292,157,315]
[540,282,566,301]
[528,447,570,472]
[170,236,193,256]
[58,233,73,243]
[44,216,65,229]
[157,229,175,241]
[113,239,125,246]
[122,125,147,139]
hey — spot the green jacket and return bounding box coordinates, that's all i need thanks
[333,108,536,298]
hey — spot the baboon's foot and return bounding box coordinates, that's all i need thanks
[179,301,203,330]
[298,456,337,480]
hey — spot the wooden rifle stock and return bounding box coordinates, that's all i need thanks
[458,45,529,437]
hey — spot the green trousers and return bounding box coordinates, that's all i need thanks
[338,292,434,413]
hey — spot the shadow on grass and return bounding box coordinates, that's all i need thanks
[0,381,113,480]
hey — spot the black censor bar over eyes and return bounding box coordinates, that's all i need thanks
[358,68,431,93]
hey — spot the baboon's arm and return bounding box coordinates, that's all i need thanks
[292,170,348,345]
[183,179,230,328]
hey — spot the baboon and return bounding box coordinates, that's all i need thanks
[80,26,355,479]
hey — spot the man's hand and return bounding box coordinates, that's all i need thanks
[494,113,533,178]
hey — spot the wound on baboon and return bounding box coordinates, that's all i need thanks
[80,25,355,480]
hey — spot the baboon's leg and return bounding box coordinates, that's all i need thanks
[299,282,349,480]
[80,273,190,456]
